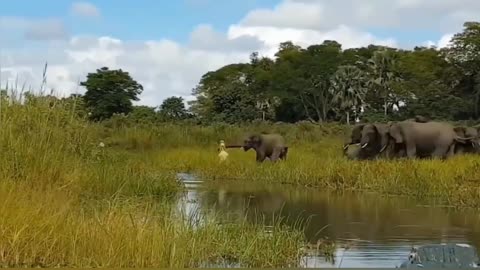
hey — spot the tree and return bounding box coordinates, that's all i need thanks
[189,63,260,123]
[444,22,480,118]
[331,65,368,125]
[80,67,143,121]
[367,49,402,116]
[270,40,342,122]
[186,20,480,124]
[394,47,465,120]
[128,105,158,123]
[159,96,189,121]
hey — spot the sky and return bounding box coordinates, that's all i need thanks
[0,0,478,107]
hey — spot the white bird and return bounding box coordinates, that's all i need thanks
[218,140,229,162]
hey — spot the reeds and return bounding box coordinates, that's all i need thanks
[0,183,308,267]
[0,88,314,267]
[153,143,480,208]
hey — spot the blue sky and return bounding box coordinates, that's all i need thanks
[0,0,450,46]
[0,0,474,106]
[1,0,280,43]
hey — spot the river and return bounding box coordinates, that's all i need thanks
[175,173,480,268]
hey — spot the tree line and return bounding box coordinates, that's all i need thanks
[3,21,480,126]
[189,21,480,124]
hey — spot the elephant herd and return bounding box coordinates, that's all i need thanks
[221,116,480,163]
[343,116,480,160]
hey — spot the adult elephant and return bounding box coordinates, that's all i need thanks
[388,121,473,159]
[226,133,288,163]
[343,123,399,160]
[453,126,480,154]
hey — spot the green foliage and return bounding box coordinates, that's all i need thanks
[159,96,190,121]
[42,20,480,125]
[81,67,144,121]
[127,105,159,123]
[186,21,480,124]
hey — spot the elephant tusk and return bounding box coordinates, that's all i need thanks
[361,143,369,149]
[343,144,349,150]
[379,145,387,153]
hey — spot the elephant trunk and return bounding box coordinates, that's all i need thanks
[224,144,244,148]
[343,140,361,150]
[454,135,477,145]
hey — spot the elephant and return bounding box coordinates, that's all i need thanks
[453,126,480,154]
[407,115,430,123]
[388,121,474,159]
[226,133,288,162]
[343,123,400,160]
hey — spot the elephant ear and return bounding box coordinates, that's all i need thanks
[453,126,466,137]
[250,134,262,144]
[389,124,403,144]
[350,123,366,142]
[375,124,390,146]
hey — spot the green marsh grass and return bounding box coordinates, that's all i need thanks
[0,93,314,267]
[153,141,480,208]
[0,183,309,267]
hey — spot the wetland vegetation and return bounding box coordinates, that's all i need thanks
[2,20,480,268]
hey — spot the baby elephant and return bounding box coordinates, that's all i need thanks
[226,133,288,162]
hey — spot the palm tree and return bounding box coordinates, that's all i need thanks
[331,65,368,125]
[367,49,401,116]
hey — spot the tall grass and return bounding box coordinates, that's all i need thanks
[0,92,314,267]
[0,183,308,267]
[68,108,480,209]
[150,142,480,208]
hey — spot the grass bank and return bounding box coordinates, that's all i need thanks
[154,142,480,209]
[0,182,311,268]
[0,98,324,267]
[90,112,480,209]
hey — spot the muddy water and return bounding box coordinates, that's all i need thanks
[175,173,480,268]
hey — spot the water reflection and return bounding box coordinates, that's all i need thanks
[175,173,480,268]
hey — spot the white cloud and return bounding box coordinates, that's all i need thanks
[241,0,480,32]
[2,0,466,107]
[71,2,101,18]
[228,24,397,57]
[437,33,455,48]
[1,35,251,107]
[241,1,324,30]
[188,24,265,52]
[422,33,454,49]
[0,16,69,41]
[24,18,69,41]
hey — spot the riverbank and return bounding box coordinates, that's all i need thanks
[3,96,480,267]
[0,101,327,268]
[154,144,480,209]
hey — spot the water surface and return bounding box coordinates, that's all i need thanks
[175,173,480,268]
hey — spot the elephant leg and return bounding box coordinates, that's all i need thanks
[405,142,417,159]
[430,146,448,159]
[270,147,282,162]
[279,147,288,160]
[446,143,456,158]
[396,147,406,159]
[255,151,266,162]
